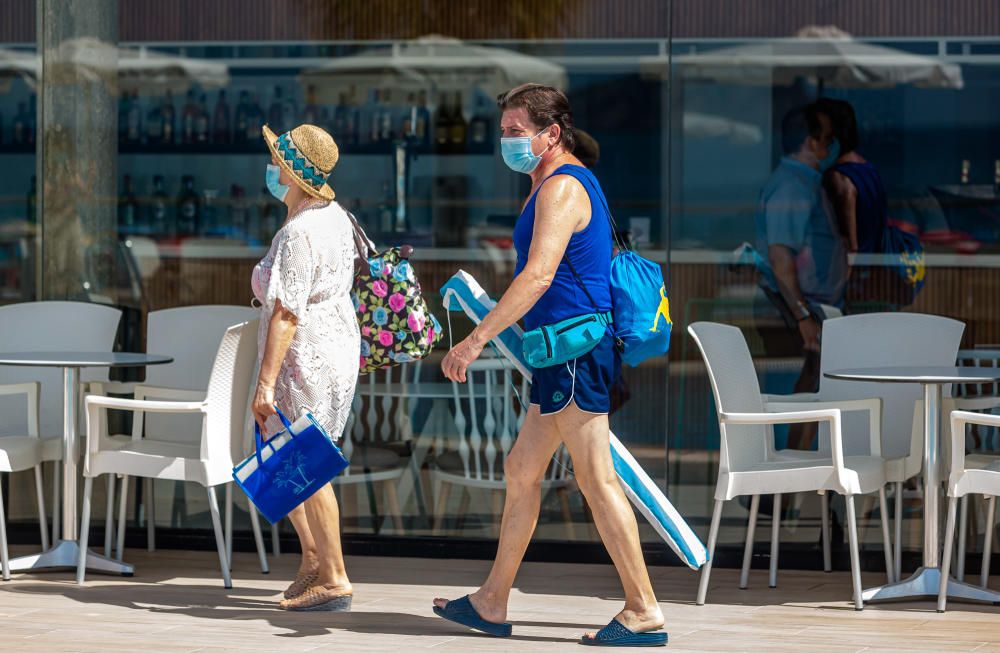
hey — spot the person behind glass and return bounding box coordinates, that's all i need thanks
[754,103,848,450]
[250,123,359,612]
[815,98,888,255]
[434,84,666,646]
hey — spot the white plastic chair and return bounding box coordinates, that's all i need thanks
[77,319,258,588]
[689,322,893,610]
[430,358,575,538]
[764,312,964,582]
[934,349,1000,582]
[0,301,122,546]
[938,409,1000,612]
[0,381,47,580]
[91,306,267,572]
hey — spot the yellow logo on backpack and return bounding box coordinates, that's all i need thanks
[650,286,672,333]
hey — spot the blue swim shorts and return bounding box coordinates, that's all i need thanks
[529,333,620,416]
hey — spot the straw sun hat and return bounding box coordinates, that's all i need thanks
[262,123,338,201]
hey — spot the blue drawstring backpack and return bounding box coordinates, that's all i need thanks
[569,170,672,367]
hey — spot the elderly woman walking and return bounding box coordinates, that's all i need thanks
[250,122,359,612]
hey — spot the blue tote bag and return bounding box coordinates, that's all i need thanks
[232,406,349,524]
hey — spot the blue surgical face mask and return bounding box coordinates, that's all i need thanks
[265,163,289,202]
[500,127,551,174]
[818,138,841,172]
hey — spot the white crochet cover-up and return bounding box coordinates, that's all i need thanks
[251,200,360,440]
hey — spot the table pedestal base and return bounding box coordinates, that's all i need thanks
[863,567,1000,605]
[8,540,134,576]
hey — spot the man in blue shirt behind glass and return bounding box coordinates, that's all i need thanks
[755,102,849,450]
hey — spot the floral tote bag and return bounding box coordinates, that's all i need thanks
[348,212,443,374]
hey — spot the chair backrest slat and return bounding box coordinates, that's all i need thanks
[821,313,964,459]
[688,322,769,474]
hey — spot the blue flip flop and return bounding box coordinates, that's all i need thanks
[580,619,668,647]
[432,595,513,638]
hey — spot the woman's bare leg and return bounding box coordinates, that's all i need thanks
[303,483,351,592]
[286,503,319,578]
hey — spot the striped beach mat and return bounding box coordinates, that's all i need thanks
[441,270,708,570]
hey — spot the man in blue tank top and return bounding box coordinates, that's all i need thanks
[434,84,666,646]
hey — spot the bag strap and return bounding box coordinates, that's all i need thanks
[555,165,628,252]
[346,210,376,272]
[563,255,601,312]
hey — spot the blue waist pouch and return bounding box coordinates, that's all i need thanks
[522,311,612,369]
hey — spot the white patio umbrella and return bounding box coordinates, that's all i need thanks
[668,26,964,90]
[299,35,567,101]
[0,38,229,93]
[683,111,763,144]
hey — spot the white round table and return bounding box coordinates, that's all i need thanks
[0,352,172,577]
[826,366,1000,605]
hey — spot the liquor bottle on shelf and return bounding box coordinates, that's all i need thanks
[229,184,249,240]
[377,180,394,236]
[448,91,467,154]
[245,92,264,143]
[332,92,348,141]
[149,175,170,237]
[195,93,210,144]
[161,91,176,145]
[234,91,250,145]
[26,176,36,224]
[346,87,361,146]
[268,86,296,134]
[319,106,330,137]
[994,160,1000,195]
[118,175,139,234]
[176,175,201,236]
[12,102,28,147]
[415,90,430,150]
[433,92,450,154]
[301,85,320,125]
[145,94,163,145]
[401,93,417,143]
[378,89,395,144]
[181,90,198,145]
[364,89,382,147]
[125,91,143,146]
[257,186,279,240]
[281,87,298,132]
[960,159,971,185]
[349,197,364,224]
[468,93,491,152]
[267,87,284,132]
[213,90,231,145]
[202,188,219,235]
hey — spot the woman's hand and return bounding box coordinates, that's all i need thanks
[251,381,277,432]
[441,336,485,383]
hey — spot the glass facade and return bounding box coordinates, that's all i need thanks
[2,0,999,570]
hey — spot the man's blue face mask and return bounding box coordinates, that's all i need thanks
[818,138,841,172]
[500,126,552,174]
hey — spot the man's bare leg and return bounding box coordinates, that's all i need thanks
[433,404,562,622]
[553,402,663,639]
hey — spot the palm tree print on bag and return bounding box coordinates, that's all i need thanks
[274,450,315,496]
